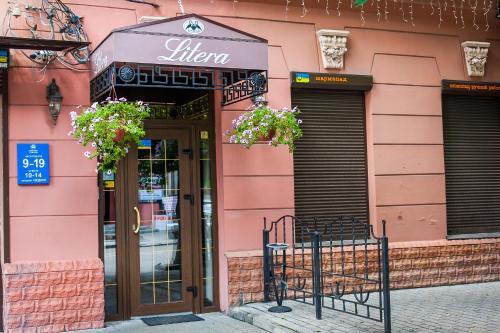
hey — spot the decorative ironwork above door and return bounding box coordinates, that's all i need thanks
[90,62,268,106]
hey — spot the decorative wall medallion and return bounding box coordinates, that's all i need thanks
[183,19,205,35]
[316,30,350,70]
[461,41,490,77]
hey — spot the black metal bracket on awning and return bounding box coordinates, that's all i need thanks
[90,62,267,106]
[221,71,267,106]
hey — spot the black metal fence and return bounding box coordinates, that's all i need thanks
[263,215,392,333]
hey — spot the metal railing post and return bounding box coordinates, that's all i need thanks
[381,220,392,333]
[263,226,271,303]
[312,231,322,320]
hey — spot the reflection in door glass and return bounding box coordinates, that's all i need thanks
[103,171,118,315]
[200,131,215,306]
[137,139,183,304]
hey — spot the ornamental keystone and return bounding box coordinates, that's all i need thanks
[461,41,490,77]
[316,29,350,69]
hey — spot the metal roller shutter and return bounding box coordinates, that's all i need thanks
[291,89,368,237]
[443,95,500,235]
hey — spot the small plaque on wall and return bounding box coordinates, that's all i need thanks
[291,72,373,91]
[0,50,8,68]
[17,143,50,185]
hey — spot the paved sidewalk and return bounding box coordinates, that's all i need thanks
[229,282,500,333]
[81,312,266,333]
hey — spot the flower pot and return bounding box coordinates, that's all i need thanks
[258,128,276,142]
[114,128,125,142]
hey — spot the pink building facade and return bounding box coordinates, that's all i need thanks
[0,0,499,332]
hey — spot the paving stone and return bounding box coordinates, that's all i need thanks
[73,313,267,333]
[230,281,500,333]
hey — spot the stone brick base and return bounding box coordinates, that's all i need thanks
[227,238,500,306]
[2,258,105,333]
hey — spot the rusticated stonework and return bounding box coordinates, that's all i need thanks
[316,29,350,69]
[461,41,490,77]
[2,258,104,333]
[227,239,500,306]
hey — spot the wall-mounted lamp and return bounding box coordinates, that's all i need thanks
[46,79,63,125]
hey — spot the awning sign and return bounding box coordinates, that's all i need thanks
[442,80,500,96]
[291,72,373,91]
[90,14,268,78]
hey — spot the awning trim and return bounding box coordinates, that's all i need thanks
[90,62,268,106]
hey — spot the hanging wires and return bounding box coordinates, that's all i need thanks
[178,0,185,14]
[482,0,492,31]
[300,0,308,17]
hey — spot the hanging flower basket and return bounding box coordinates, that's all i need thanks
[113,128,125,142]
[69,97,150,172]
[225,102,303,152]
[258,128,276,142]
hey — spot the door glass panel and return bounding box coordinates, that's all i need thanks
[137,139,182,304]
[103,170,118,315]
[148,95,210,120]
[200,131,215,306]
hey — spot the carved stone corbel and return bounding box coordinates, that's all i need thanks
[461,41,490,77]
[316,30,350,69]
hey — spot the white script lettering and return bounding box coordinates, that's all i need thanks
[157,38,231,65]
[93,50,109,74]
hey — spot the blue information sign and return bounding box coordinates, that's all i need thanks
[17,143,50,185]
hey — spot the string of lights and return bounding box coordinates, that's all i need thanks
[172,0,498,29]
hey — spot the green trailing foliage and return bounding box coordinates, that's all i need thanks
[69,98,150,172]
[225,102,303,152]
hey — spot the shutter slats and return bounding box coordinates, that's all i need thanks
[292,90,368,238]
[443,95,500,235]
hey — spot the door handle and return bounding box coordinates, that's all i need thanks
[187,285,198,298]
[183,194,194,205]
[133,206,141,234]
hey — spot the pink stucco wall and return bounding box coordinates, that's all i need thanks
[8,69,97,263]
[2,0,142,263]
[3,0,499,312]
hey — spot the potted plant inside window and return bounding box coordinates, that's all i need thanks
[225,102,303,152]
[69,97,150,172]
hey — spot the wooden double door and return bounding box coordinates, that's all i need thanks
[107,122,217,319]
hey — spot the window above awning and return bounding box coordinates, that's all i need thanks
[90,14,268,78]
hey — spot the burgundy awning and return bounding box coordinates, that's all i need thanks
[90,14,268,79]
